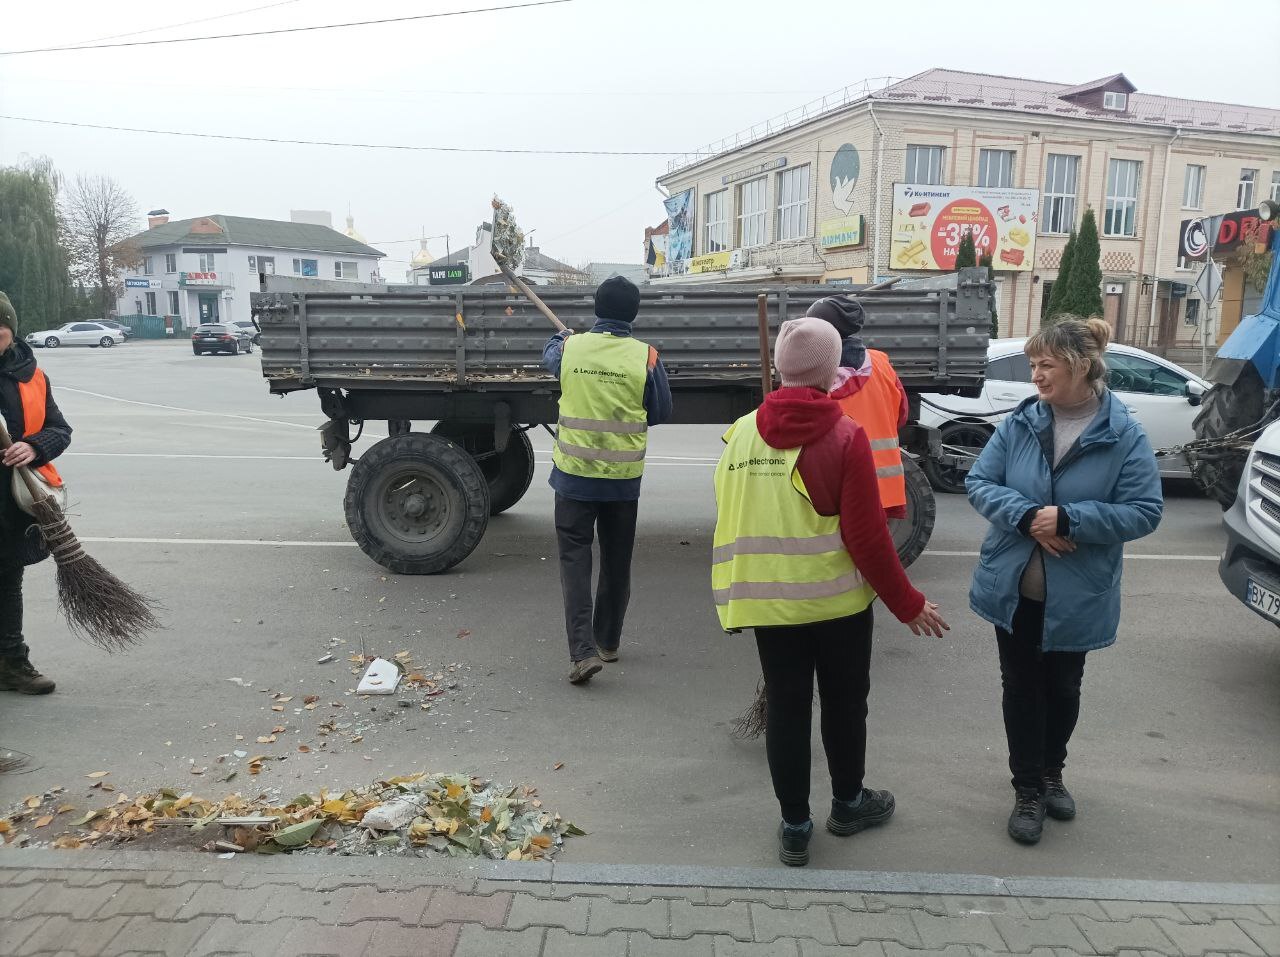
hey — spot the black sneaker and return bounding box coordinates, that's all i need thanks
[777,819,812,867]
[1008,787,1046,844]
[0,655,56,695]
[826,788,895,836]
[1043,771,1076,821]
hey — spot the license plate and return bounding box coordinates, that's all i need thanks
[1246,579,1280,623]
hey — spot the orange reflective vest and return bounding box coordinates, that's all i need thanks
[16,369,63,488]
[834,350,904,508]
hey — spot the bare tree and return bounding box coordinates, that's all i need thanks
[62,174,140,316]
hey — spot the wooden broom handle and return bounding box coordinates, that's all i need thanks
[0,416,51,505]
[495,260,568,333]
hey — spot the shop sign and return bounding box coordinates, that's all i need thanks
[1177,210,1272,262]
[722,157,787,186]
[687,249,743,274]
[124,278,161,289]
[428,264,470,285]
[819,215,864,249]
[180,272,220,286]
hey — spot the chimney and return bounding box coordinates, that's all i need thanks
[147,208,170,229]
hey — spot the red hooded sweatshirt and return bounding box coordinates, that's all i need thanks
[754,386,925,623]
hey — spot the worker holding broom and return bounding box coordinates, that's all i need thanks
[543,275,672,685]
[712,317,947,866]
[0,292,71,695]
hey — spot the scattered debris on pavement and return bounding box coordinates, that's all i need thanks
[1,771,583,861]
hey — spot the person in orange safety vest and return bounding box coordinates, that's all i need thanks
[0,291,72,697]
[805,295,909,518]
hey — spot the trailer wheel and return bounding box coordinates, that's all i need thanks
[1192,365,1267,510]
[888,454,936,569]
[922,422,992,495]
[431,422,536,515]
[344,432,490,574]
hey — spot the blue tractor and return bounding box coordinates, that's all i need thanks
[1190,200,1280,508]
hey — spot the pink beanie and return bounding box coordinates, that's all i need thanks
[774,317,840,390]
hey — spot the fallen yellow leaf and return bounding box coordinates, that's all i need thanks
[34,815,54,828]
[56,804,76,814]
[53,835,83,850]
[506,848,522,860]
[0,820,11,834]
[275,695,293,703]
[24,796,40,809]
[446,782,462,799]
[86,771,110,779]
[480,807,493,824]
[271,705,285,713]
[297,745,311,753]
[256,735,276,744]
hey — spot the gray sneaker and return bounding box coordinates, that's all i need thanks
[568,657,604,684]
[596,646,619,663]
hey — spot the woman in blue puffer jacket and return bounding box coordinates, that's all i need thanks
[966,316,1162,847]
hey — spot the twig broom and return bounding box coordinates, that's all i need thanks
[0,418,159,651]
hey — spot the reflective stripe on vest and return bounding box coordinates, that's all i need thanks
[711,411,876,630]
[835,349,906,508]
[15,368,62,488]
[552,333,651,480]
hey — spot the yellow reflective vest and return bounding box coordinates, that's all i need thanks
[712,411,876,630]
[553,332,654,480]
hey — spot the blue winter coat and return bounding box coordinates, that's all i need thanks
[966,390,1163,652]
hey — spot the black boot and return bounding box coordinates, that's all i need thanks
[1007,787,1046,844]
[1043,771,1076,821]
[777,819,812,867]
[826,788,896,836]
[0,654,56,695]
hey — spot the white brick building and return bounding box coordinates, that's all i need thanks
[654,70,1280,352]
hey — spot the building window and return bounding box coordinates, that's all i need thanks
[164,253,177,273]
[977,149,1015,188]
[143,256,154,276]
[704,189,728,253]
[293,258,319,277]
[247,255,257,271]
[1104,158,1141,237]
[168,291,180,315]
[1272,171,1280,203]
[1238,169,1257,210]
[1185,299,1200,326]
[905,145,944,185]
[144,292,157,315]
[1041,154,1079,234]
[335,261,359,280]
[776,165,811,241]
[1102,91,1128,111]
[1182,164,1205,209]
[736,177,767,248]
[198,252,216,272]
[1039,281,1055,322]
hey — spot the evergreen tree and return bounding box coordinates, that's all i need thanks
[1046,228,1078,323]
[955,230,977,269]
[979,253,999,339]
[0,158,70,333]
[1059,207,1103,319]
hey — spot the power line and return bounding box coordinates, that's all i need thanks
[62,0,305,48]
[0,0,571,56]
[0,112,1189,160]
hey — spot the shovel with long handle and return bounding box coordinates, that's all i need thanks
[757,292,773,400]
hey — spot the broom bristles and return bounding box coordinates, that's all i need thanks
[31,498,160,651]
[731,678,768,740]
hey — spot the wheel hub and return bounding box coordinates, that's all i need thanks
[382,474,447,539]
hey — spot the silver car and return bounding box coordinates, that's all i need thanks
[25,322,125,349]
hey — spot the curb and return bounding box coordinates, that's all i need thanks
[1,849,1275,905]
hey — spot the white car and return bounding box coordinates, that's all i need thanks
[920,339,1210,493]
[26,322,126,349]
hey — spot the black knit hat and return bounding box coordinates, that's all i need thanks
[594,275,641,323]
[806,295,865,338]
[0,292,15,336]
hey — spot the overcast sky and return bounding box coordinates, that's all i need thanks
[2,0,1278,280]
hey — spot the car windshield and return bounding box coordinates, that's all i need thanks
[197,325,228,332]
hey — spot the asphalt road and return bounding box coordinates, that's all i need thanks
[2,340,1276,883]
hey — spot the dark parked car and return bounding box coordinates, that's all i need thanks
[98,319,134,340]
[192,323,254,356]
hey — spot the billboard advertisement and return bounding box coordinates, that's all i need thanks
[663,188,695,264]
[687,250,742,274]
[1177,210,1272,263]
[890,184,1039,272]
[819,215,864,250]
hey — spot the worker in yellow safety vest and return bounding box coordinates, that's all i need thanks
[542,276,673,685]
[0,291,72,697]
[805,295,910,516]
[712,317,947,867]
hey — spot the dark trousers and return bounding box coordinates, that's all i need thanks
[755,609,874,825]
[554,495,638,662]
[0,564,25,658]
[996,598,1087,792]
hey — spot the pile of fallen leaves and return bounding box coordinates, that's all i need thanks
[1,771,582,861]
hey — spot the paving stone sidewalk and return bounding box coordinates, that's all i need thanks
[1,851,1277,956]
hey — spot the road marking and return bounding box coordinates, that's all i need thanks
[926,549,1218,562]
[58,387,317,431]
[66,452,318,461]
[81,537,358,548]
